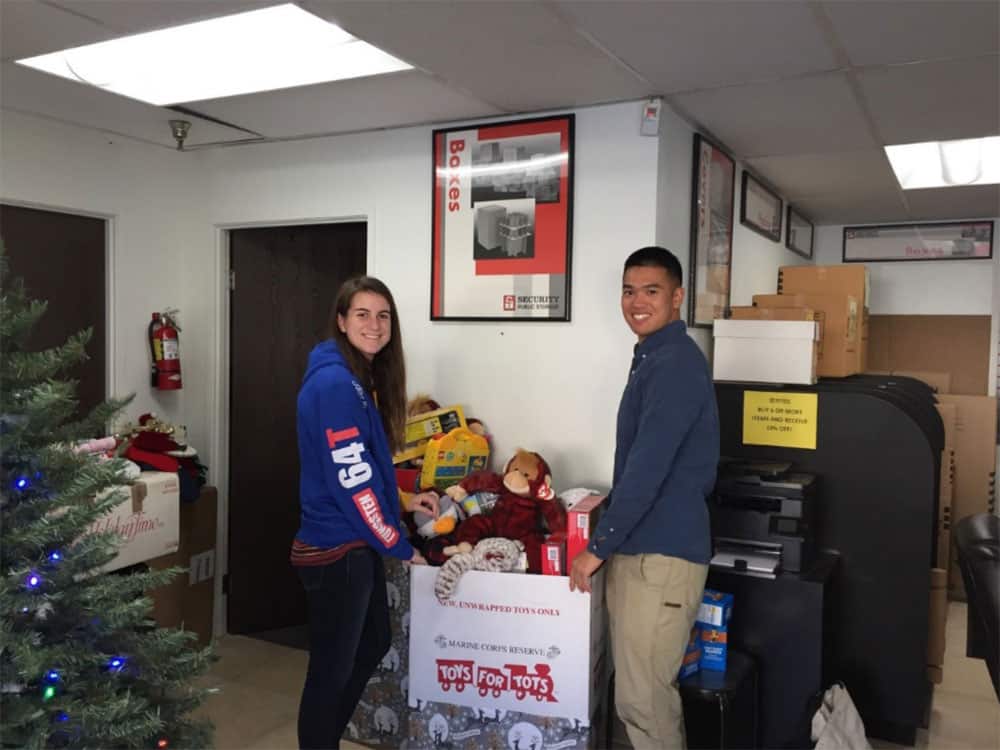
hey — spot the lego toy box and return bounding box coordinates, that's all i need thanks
[566,494,606,566]
[394,405,467,464]
[541,532,566,576]
[419,427,489,491]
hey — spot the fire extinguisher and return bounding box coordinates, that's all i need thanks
[150,309,183,390]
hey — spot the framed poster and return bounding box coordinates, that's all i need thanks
[740,171,782,242]
[430,114,574,321]
[688,133,736,328]
[786,205,814,259]
[843,220,994,262]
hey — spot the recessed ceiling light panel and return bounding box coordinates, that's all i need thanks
[885,136,1000,190]
[16,4,411,105]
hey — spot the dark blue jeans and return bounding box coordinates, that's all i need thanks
[296,546,390,750]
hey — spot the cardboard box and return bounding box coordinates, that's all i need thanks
[754,293,860,377]
[697,589,734,630]
[867,315,991,396]
[778,263,869,309]
[393,404,467,464]
[936,395,997,596]
[927,567,948,682]
[700,626,729,672]
[729,305,826,359]
[679,624,702,679]
[567,494,605,566]
[542,532,566,576]
[408,566,608,723]
[148,486,217,645]
[713,319,818,385]
[91,472,180,572]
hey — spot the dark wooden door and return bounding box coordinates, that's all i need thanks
[0,204,106,418]
[228,223,366,635]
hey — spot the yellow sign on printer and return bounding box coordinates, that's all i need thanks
[743,391,818,450]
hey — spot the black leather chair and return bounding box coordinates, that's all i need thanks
[953,513,1000,701]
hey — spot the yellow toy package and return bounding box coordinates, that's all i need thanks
[393,405,466,464]
[419,427,490,491]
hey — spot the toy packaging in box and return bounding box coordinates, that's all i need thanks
[393,404,466,463]
[542,532,567,576]
[697,589,734,629]
[679,624,702,679]
[567,494,606,566]
[419,427,489,491]
[699,626,729,672]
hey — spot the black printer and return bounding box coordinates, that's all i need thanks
[709,460,818,575]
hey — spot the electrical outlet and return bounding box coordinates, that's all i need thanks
[188,550,215,584]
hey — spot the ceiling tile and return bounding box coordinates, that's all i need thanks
[192,71,503,139]
[1,63,252,147]
[746,150,901,200]
[823,0,999,67]
[54,1,279,35]
[556,0,838,93]
[794,191,910,224]
[0,0,115,61]
[859,56,1000,144]
[673,72,876,158]
[301,0,649,111]
[903,184,1000,221]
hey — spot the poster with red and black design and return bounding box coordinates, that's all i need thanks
[431,115,574,321]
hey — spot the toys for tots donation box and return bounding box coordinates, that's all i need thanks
[408,566,607,728]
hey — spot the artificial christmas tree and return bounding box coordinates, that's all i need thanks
[0,245,215,748]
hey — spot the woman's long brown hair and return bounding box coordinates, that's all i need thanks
[329,276,407,455]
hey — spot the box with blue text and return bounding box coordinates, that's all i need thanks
[696,589,734,630]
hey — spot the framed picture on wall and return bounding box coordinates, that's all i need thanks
[786,205,814,259]
[843,220,994,262]
[688,133,736,328]
[430,114,574,321]
[740,172,782,242]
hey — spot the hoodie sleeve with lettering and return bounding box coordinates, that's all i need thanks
[295,340,414,561]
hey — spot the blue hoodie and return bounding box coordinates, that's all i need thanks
[295,340,414,561]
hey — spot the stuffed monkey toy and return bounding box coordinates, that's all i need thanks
[445,450,566,573]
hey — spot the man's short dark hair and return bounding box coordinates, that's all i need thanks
[624,246,683,287]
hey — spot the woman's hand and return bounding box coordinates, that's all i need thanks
[409,491,440,518]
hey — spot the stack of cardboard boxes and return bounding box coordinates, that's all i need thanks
[714,264,869,384]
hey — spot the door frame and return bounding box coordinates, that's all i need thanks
[210,215,372,637]
[0,197,117,400]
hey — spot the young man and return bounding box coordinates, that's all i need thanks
[570,246,719,750]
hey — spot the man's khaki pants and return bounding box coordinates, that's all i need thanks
[607,553,708,750]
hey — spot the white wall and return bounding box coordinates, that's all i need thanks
[0,110,212,452]
[203,100,659,489]
[729,167,813,307]
[813,222,996,315]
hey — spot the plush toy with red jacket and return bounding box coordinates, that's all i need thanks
[444,449,566,572]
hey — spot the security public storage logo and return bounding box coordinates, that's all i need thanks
[502,295,516,312]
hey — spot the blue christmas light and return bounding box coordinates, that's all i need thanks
[48,551,62,563]
[45,670,61,683]
[55,712,69,723]
[14,476,30,491]
[25,572,42,589]
[107,656,126,672]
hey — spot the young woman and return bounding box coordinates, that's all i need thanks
[291,276,436,750]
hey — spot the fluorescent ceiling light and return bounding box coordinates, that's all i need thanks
[15,4,411,106]
[885,136,1000,190]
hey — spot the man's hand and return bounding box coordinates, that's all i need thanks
[409,491,440,518]
[569,549,604,593]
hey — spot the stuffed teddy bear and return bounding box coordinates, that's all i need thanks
[444,449,565,573]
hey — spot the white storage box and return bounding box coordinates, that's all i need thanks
[90,471,180,572]
[408,566,608,725]
[713,319,818,385]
